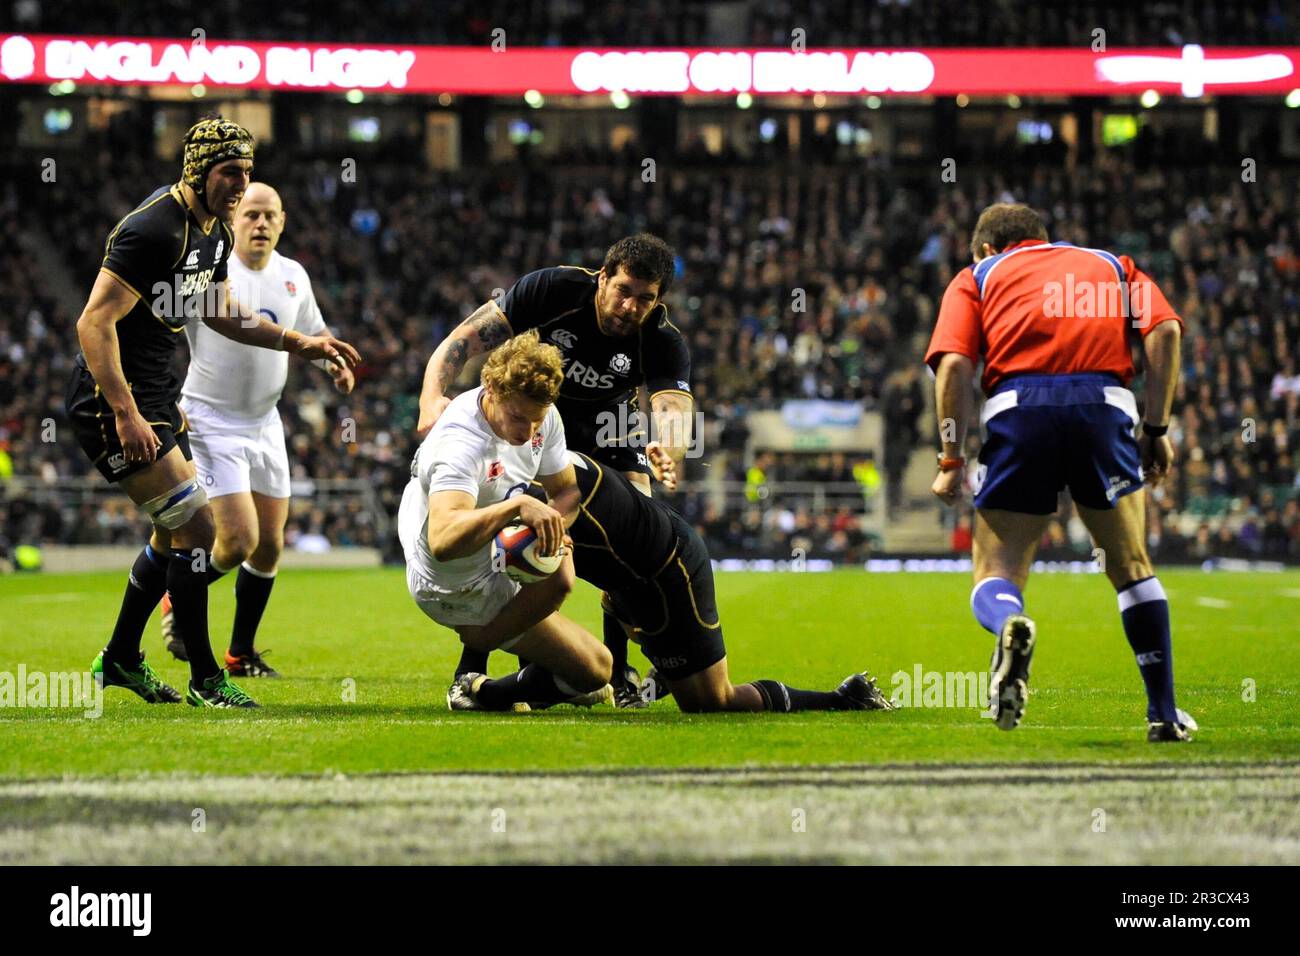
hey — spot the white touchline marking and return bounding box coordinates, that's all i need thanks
[8,592,85,603]
[1281,589,1300,598]
[1194,597,1232,608]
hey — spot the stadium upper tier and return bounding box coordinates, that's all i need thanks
[10,0,1299,48]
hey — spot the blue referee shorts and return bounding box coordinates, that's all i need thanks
[972,373,1144,516]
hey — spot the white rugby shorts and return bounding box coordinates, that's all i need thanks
[405,562,522,641]
[181,396,291,499]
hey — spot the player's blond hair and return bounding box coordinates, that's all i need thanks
[481,330,564,406]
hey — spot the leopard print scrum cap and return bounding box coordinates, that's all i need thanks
[181,117,254,199]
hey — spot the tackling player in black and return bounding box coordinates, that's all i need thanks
[418,234,694,708]
[454,448,895,713]
[66,117,360,709]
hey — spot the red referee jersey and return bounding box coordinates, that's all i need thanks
[924,239,1182,394]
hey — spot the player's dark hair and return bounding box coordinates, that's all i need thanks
[969,203,1048,260]
[602,234,676,296]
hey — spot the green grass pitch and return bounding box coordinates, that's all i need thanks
[2,567,1298,864]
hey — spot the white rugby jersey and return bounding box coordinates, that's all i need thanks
[398,386,568,588]
[182,249,328,422]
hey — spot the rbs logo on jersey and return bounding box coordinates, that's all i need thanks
[564,358,615,390]
[177,267,215,299]
[153,268,217,322]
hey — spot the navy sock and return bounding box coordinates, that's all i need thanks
[229,563,276,657]
[206,556,231,584]
[604,606,629,676]
[166,549,220,683]
[1118,576,1178,723]
[456,646,490,677]
[475,664,576,710]
[970,577,1025,635]
[105,544,169,665]
[751,679,853,712]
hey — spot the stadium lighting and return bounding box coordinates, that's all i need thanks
[1287,89,1300,108]
[346,88,364,104]
[1140,89,1160,108]
[610,90,631,109]
[955,93,969,107]
[48,79,75,95]
[812,93,827,108]
[1007,94,1021,108]
[865,95,882,109]
[190,83,206,97]
[524,89,544,108]
[437,93,453,106]
[736,92,753,109]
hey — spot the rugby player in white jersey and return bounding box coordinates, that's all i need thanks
[400,331,613,710]
[159,182,356,677]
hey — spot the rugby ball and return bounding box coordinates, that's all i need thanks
[492,523,564,583]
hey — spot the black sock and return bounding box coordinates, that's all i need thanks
[105,544,169,666]
[166,549,220,683]
[475,664,574,710]
[751,679,853,712]
[229,564,276,657]
[603,606,629,676]
[456,646,490,677]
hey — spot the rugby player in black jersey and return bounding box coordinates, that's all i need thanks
[453,448,894,713]
[418,234,694,708]
[66,117,360,709]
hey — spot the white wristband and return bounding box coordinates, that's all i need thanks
[276,327,289,352]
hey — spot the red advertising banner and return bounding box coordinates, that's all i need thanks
[1,35,1296,97]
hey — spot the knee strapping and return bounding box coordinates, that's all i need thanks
[140,479,208,530]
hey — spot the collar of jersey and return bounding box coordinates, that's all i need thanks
[475,388,505,443]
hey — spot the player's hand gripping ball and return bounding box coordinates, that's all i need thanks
[492,523,565,583]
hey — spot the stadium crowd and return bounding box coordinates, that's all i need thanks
[2,115,1299,565]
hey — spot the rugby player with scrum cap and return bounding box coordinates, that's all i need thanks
[66,117,360,708]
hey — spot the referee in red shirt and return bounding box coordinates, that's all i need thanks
[926,203,1194,742]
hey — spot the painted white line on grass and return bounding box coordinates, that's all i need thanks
[8,593,85,604]
[1194,596,1232,608]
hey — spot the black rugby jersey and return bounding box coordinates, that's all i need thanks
[497,266,691,453]
[567,452,684,589]
[82,184,233,404]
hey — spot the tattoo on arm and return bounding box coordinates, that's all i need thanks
[432,303,512,395]
[438,338,468,391]
[466,307,511,350]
